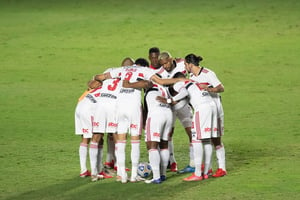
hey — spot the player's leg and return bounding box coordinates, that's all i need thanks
[89,133,104,181]
[79,137,91,177]
[130,134,141,182]
[159,140,169,181]
[148,141,160,181]
[115,133,127,183]
[104,133,115,169]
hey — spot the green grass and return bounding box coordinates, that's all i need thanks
[0,0,300,199]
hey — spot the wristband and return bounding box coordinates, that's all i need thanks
[167,98,172,104]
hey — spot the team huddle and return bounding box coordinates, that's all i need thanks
[75,47,227,184]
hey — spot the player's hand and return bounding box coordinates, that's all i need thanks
[156,96,167,104]
[88,80,102,89]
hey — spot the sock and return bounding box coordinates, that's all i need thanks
[168,139,176,164]
[97,144,103,173]
[89,142,98,176]
[79,143,88,174]
[192,142,203,177]
[160,148,170,176]
[189,143,195,167]
[116,140,126,177]
[131,140,140,179]
[216,143,226,171]
[149,149,160,180]
[115,142,120,176]
[203,140,213,175]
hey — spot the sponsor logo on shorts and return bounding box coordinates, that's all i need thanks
[130,124,137,129]
[153,132,160,137]
[204,127,211,132]
[108,122,117,127]
[93,122,100,127]
[82,128,89,133]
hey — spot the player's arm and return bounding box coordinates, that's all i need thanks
[94,72,112,82]
[156,86,188,104]
[122,80,153,90]
[150,74,188,86]
[87,80,102,90]
[206,84,224,93]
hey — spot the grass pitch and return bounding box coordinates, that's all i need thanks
[0,0,299,199]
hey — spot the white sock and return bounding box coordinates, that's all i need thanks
[79,143,88,173]
[216,143,226,171]
[193,142,203,177]
[97,145,103,173]
[115,142,120,176]
[116,141,126,177]
[160,148,169,176]
[203,140,213,175]
[149,149,160,180]
[89,142,98,176]
[189,143,195,167]
[168,139,176,163]
[131,140,140,179]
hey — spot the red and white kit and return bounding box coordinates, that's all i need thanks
[172,80,218,140]
[109,65,156,136]
[93,78,121,134]
[75,88,102,138]
[190,67,224,136]
[144,84,174,142]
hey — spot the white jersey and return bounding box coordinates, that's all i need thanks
[144,84,173,142]
[189,67,222,99]
[108,65,156,135]
[157,60,187,78]
[93,78,121,133]
[190,67,224,136]
[75,88,102,138]
[173,81,214,110]
[172,80,218,140]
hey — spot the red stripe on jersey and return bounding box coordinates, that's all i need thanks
[138,73,144,77]
[195,111,202,140]
[199,82,209,85]
[157,68,165,74]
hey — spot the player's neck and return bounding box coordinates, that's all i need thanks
[192,66,201,76]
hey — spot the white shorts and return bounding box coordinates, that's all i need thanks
[93,98,117,134]
[145,109,173,142]
[116,100,143,136]
[215,98,224,136]
[173,103,193,128]
[74,98,95,139]
[191,102,218,141]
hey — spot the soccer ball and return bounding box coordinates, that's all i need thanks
[137,162,152,178]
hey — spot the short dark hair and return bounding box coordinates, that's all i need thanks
[135,58,149,67]
[173,72,185,78]
[185,54,203,66]
[149,47,160,54]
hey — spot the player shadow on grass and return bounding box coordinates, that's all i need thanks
[4,173,214,200]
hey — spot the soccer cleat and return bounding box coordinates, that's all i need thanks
[130,175,145,183]
[91,174,104,182]
[145,178,162,184]
[104,161,114,169]
[183,173,204,181]
[99,171,113,179]
[160,175,167,182]
[114,166,130,172]
[80,170,91,178]
[116,175,122,182]
[212,168,227,178]
[207,169,213,176]
[170,162,178,172]
[202,174,209,180]
[121,174,128,184]
[178,165,195,174]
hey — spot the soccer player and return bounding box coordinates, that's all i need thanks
[94,58,186,183]
[157,72,217,181]
[148,47,161,70]
[185,53,227,177]
[75,80,102,178]
[158,51,194,173]
[104,57,135,171]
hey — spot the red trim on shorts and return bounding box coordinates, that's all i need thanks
[195,111,202,140]
[146,117,151,142]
